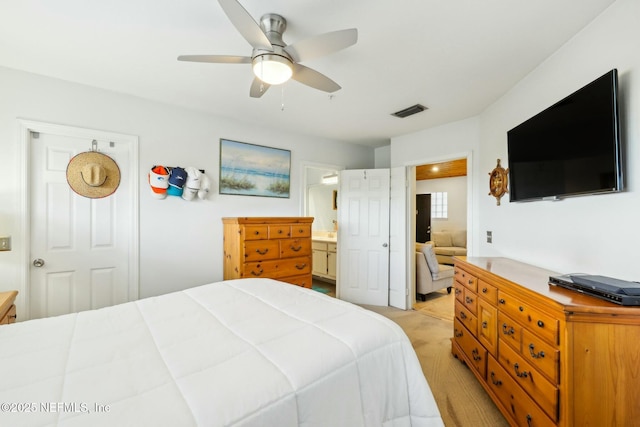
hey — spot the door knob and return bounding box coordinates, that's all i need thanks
[382,243,388,247]
[33,258,45,267]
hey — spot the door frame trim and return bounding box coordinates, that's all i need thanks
[18,119,140,320]
[403,151,474,309]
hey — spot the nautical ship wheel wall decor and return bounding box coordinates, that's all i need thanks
[489,159,509,205]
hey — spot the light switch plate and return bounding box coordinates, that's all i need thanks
[0,236,11,251]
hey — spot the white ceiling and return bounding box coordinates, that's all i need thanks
[0,0,616,148]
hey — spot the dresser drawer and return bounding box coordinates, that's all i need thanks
[522,329,560,384]
[498,290,559,346]
[498,338,558,421]
[478,280,497,305]
[290,224,311,238]
[454,281,465,304]
[0,305,16,325]
[455,267,478,292]
[455,300,478,336]
[280,238,311,258]
[498,312,522,351]
[278,274,312,288]
[243,256,311,279]
[462,287,478,315]
[269,225,292,238]
[244,240,280,261]
[487,356,556,427]
[454,317,487,379]
[243,225,269,240]
[478,298,498,356]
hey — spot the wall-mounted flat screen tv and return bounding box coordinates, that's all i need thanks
[507,69,622,202]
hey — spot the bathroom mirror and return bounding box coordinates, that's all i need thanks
[302,163,340,234]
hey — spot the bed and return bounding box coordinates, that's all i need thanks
[0,278,444,426]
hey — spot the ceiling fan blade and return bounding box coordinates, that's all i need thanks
[291,64,341,93]
[250,77,271,98]
[217,0,272,50]
[285,29,357,63]
[177,55,251,64]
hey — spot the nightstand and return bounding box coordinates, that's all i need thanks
[0,290,18,325]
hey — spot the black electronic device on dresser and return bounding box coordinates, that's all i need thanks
[507,69,623,202]
[549,273,640,306]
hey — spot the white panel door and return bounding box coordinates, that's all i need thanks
[389,166,408,309]
[29,131,135,319]
[338,169,390,306]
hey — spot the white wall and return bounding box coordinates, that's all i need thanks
[416,176,467,233]
[392,116,480,253]
[0,66,374,314]
[395,0,640,281]
[374,145,391,168]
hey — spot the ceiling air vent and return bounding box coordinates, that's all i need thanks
[391,104,428,118]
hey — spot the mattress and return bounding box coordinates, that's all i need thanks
[0,278,443,426]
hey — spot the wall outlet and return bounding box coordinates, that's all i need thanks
[486,231,493,244]
[0,236,11,251]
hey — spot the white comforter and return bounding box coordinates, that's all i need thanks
[0,278,443,426]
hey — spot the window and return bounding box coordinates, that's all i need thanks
[430,192,448,219]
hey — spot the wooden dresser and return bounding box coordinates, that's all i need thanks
[0,290,18,325]
[452,257,640,427]
[222,217,314,288]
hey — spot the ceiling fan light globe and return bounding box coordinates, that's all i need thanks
[252,54,293,85]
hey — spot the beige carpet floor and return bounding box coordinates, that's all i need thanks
[363,293,509,427]
[413,289,455,321]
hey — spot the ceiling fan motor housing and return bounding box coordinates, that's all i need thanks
[252,13,293,67]
[260,14,287,47]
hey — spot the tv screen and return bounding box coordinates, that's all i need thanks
[507,69,622,202]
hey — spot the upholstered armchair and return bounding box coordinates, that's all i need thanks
[415,243,454,301]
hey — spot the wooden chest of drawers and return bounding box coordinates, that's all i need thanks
[0,290,18,325]
[222,217,314,288]
[452,257,640,427]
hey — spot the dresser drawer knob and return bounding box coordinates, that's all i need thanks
[482,321,488,329]
[537,320,545,328]
[526,414,533,427]
[468,279,473,285]
[290,245,302,252]
[460,311,467,320]
[499,298,505,304]
[519,306,524,312]
[254,230,260,235]
[295,263,307,270]
[255,248,269,255]
[250,268,264,276]
[465,296,473,304]
[455,329,463,338]
[528,343,545,359]
[490,372,502,386]
[482,287,488,293]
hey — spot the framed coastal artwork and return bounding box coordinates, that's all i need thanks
[219,139,291,198]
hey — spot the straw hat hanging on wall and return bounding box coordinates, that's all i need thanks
[66,151,121,198]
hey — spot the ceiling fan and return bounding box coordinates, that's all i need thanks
[178,0,358,98]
